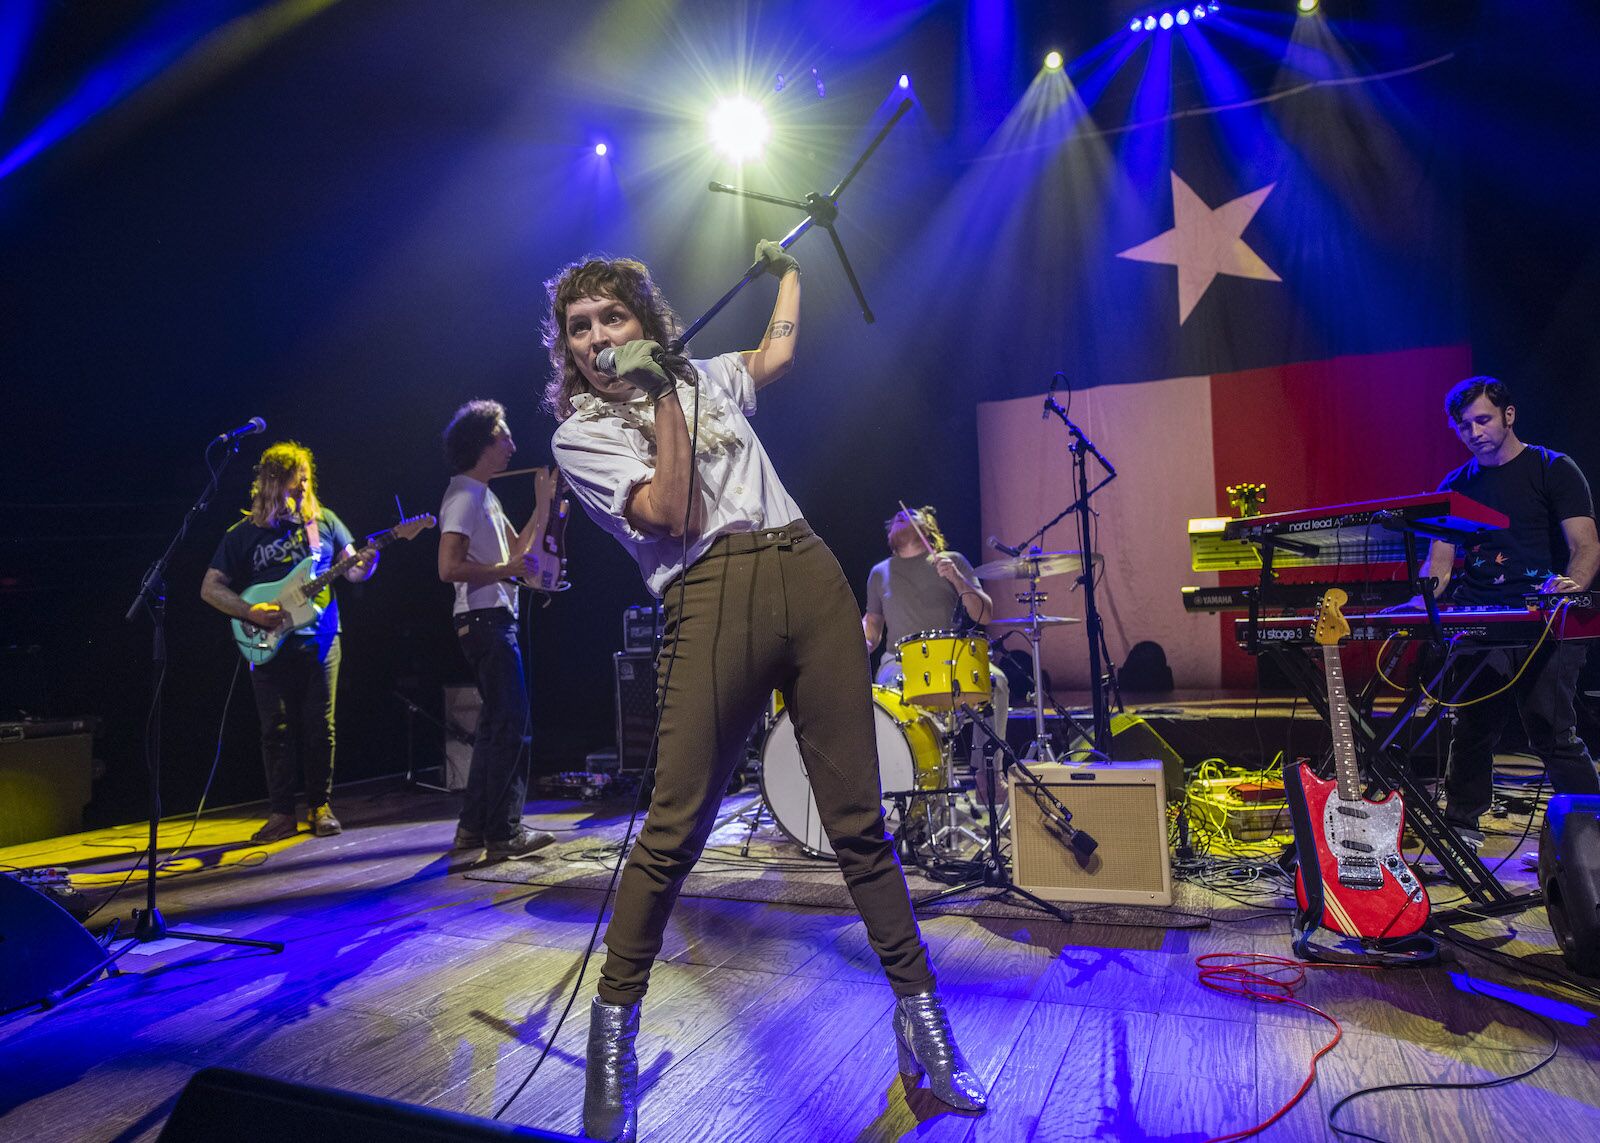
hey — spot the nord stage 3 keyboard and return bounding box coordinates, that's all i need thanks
[1235,596,1600,647]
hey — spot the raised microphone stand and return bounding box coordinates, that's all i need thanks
[114,436,284,961]
[667,98,913,353]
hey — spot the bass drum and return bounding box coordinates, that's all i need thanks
[760,685,940,858]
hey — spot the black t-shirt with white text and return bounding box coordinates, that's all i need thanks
[209,510,354,639]
[1438,446,1593,605]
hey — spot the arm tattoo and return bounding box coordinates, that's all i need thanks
[766,320,795,339]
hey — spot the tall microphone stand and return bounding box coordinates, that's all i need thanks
[114,435,284,960]
[667,98,913,351]
[1004,390,1119,755]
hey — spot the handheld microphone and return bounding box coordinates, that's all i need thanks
[989,536,1023,558]
[216,416,266,442]
[596,344,684,377]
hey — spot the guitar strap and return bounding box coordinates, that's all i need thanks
[1284,764,1440,967]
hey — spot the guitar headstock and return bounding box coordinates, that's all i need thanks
[392,513,437,541]
[1313,587,1350,646]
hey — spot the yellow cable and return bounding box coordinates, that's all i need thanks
[1372,602,1567,708]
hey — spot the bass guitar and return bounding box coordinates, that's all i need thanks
[516,469,572,593]
[232,513,435,665]
[1287,588,1431,943]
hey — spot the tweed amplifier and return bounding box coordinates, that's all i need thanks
[1009,760,1172,905]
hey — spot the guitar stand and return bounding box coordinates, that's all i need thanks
[1267,645,1541,924]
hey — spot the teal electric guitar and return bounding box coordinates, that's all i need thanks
[231,513,435,665]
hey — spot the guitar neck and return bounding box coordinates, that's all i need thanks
[299,529,396,599]
[1320,643,1362,801]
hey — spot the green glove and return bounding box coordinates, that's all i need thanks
[608,339,672,398]
[755,239,799,279]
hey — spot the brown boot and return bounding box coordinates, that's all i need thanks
[251,812,299,843]
[308,804,342,837]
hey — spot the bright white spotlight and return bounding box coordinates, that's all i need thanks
[898,73,910,89]
[1044,50,1063,70]
[1159,11,1174,28]
[1194,4,1207,16]
[594,142,608,156]
[1297,0,1320,11]
[1176,8,1190,23]
[1144,15,1156,29]
[708,96,770,163]
[1130,17,1142,31]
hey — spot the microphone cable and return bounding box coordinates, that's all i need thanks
[494,359,702,1121]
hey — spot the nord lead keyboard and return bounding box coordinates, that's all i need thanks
[1235,600,1600,647]
[1190,492,1508,572]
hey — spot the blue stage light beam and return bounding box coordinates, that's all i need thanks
[0,0,344,183]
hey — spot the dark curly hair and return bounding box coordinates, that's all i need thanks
[541,256,683,420]
[1445,376,1512,422]
[443,399,508,474]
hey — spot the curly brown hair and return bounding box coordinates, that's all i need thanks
[540,256,683,421]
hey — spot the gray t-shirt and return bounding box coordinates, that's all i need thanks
[865,552,980,657]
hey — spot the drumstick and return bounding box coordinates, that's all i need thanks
[897,500,939,560]
[491,465,549,480]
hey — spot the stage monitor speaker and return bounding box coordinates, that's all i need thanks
[441,686,479,792]
[1107,712,1186,804]
[1539,794,1600,977]
[0,872,109,1013]
[156,1067,583,1141]
[1009,760,1172,905]
[613,651,658,773]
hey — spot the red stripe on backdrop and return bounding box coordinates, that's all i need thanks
[1208,345,1474,688]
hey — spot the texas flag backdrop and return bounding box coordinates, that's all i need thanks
[977,345,1470,690]
[907,42,1476,688]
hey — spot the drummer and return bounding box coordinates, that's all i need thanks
[862,506,1009,787]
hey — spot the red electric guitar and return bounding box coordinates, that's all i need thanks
[1287,589,1431,941]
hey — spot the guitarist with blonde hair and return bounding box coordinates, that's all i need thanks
[201,441,378,843]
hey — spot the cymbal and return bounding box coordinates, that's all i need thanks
[972,550,1102,580]
[986,614,1082,628]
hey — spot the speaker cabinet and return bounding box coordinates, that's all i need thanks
[613,651,658,773]
[1009,760,1172,905]
[1108,712,1186,803]
[1539,794,1600,977]
[0,730,95,847]
[441,686,479,792]
[157,1066,582,1141]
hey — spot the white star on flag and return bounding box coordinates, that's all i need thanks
[1117,171,1281,324]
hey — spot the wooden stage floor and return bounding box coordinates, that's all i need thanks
[2,780,1598,1142]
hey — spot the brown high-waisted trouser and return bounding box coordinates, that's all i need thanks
[596,520,936,1005]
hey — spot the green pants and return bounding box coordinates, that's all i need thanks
[597,521,936,1005]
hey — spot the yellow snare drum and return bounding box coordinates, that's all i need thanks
[895,629,991,709]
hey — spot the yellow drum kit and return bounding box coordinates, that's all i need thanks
[756,548,1096,861]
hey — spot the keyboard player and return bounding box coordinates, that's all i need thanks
[1416,376,1600,850]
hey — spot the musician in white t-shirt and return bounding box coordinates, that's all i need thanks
[437,400,556,861]
[543,247,986,1143]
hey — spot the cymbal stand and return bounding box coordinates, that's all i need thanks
[1013,560,1058,762]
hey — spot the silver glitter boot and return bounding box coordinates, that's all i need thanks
[583,997,640,1142]
[893,991,988,1112]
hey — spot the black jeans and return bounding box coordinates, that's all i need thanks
[1445,640,1600,829]
[456,608,529,844]
[250,634,341,816]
